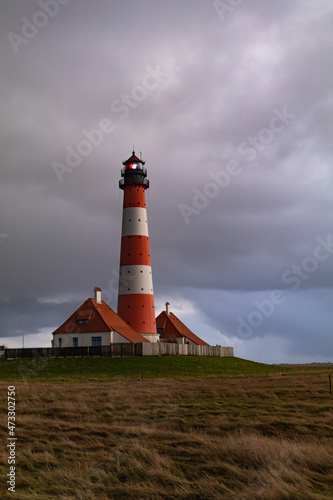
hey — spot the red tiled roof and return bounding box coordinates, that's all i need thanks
[77,309,93,321]
[156,311,209,346]
[52,298,148,343]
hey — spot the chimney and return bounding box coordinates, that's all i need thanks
[165,302,170,315]
[94,287,102,304]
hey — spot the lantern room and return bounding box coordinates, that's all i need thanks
[119,151,149,189]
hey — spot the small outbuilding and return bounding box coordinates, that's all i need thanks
[156,302,209,346]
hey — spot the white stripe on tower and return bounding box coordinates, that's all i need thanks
[119,265,153,295]
[121,207,148,237]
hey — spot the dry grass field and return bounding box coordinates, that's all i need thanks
[1,362,333,499]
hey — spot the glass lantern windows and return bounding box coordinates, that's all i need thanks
[127,162,143,170]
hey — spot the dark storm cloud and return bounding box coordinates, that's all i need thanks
[0,295,80,339]
[1,0,333,362]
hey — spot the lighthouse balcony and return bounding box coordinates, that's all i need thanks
[121,166,147,177]
[119,177,149,189]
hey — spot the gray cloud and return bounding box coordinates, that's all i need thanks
[1,0,333,362]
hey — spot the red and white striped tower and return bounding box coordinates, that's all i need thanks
[117,152,157,340]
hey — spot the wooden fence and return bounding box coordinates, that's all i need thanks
[4,343,143,359]
[4,343,233,359]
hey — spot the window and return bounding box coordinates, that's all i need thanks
[157,328,163,335]
[59,338,62,348]
[127,162,142,170]
[91,336,102,346]
[73,338,78,347]
[77,310,92,324]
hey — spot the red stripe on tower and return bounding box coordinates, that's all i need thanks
[117,151,157,339]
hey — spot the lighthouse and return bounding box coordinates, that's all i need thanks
[51,152,230,353]
[117,152,158,342]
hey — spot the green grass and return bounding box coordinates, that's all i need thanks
[0,356,291,382]
[1,371,333,499]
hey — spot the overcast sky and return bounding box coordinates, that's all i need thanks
[1,0,333,363]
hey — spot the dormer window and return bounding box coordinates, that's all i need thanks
[77,319,89,324]
[76,309,92,324]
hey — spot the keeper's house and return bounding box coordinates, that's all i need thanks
[52,287,148,348]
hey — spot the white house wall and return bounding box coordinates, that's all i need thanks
[111,331,131,343]
[52,331,131,347]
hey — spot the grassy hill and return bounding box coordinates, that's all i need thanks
[1,365,333,499]
[0,355,291,382]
